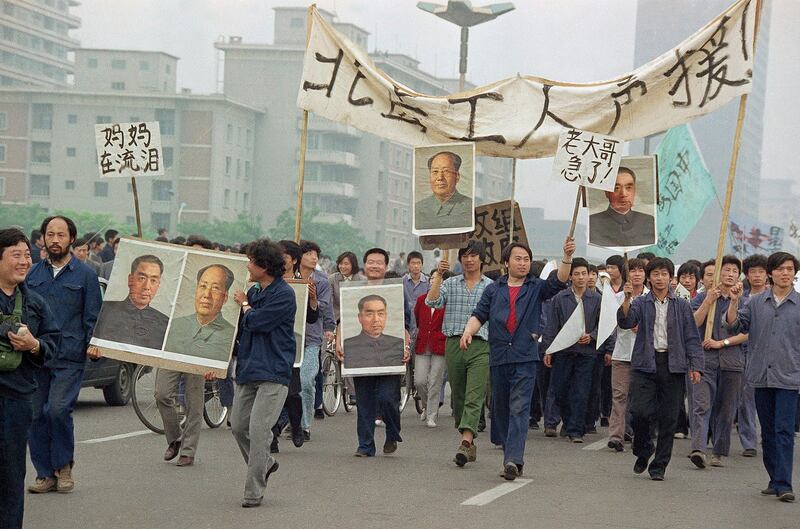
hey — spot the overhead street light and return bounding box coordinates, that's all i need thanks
[417,1,515,90]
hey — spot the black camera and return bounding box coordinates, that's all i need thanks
[0,319,21,338]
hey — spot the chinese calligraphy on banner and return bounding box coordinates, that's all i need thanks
[642,124,716,256]
[728,215,784,257]
[297,0,756,159]
[94,121,163,178]
[551,128,622,191]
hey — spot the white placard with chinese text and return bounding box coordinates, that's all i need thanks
[551,128,622,191]
[94,121,163,179]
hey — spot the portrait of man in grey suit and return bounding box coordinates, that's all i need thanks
[588,165,656,249]
[343,294,404,371]
[414,147,475,234]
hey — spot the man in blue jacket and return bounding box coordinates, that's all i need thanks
[618,257,703,481]
[229,239,296,508]
[460,237,575,480]
[25,216,102,494]
[543,257,615,443]
[0,228,60,529]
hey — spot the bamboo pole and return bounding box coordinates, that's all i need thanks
[704,0,763,340]
[294,4,316,243]
[131,176,142,238]
[568,185,583,239]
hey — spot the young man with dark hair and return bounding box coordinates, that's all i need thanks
[229,238,295,508]
[543,257,614,444]
[463,238,575,479]
[618,257,703,481]
[700,259,716,292]
[636,252,656,265]
[99,229,119,262]
[26,216,102,493]
[726,252,800,502]
[0,228,59,529]
[737,253,769,458]
[427,240,493,467]
[677,262,701,298]
[29,229,43,263]
[606,255,626,293]
[403,250,429,337]
[689,255,748,468]
[338,248,411,457]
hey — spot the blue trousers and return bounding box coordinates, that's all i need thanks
[353,375,402,456]
[550,353,595,437]
[0,395,32,529]
[754,387,798,494]
[491,361,536,467]
[30,366,84,478]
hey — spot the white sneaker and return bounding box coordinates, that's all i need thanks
[375,419,385,427]
[426,418,437,428]
[419,410,427,421]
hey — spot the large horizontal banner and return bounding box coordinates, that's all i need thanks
[297,0,756,159]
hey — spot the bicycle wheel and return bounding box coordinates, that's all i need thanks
[321,353,341,416]
[398,362,411,413]
[132,365,164,435]
[339,361,353,413]
[203,380,228,428]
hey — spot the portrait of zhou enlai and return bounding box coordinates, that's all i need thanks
[165,263,236,361]
[92,254,169,350]
[588,165,656,249]
[343,294,404,370]
[414,147,475,233]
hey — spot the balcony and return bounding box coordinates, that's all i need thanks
[304,149,360,169]
[302,117,362,138]
[313,212,353,226]
[304,180,356,198]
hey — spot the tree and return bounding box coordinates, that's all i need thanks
[178,213,263,246]
[0,204,151,239]
[268,208,374,259]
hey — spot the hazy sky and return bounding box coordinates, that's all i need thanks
[73,1,797,221]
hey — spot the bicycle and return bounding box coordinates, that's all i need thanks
[399,353,424,415]
[131,364,229,435]
[320,339,353,416]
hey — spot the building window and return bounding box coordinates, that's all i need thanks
[237,127,242,145]
[163,147,173,168]
[243,192,249,208]
[0,111,6,130]
[111,59,126,69]
[154,108,175,135]
[30,175,49,197]
[151,212,170,229]
[111,81,125,90]
[67,114,77,124]
[32,104,52,130]
[139,61,150,71]
[236,159,241,178]
[0,144,5,162]
[223,189,230,208]
[152,180,172,201]
[65,180,75,190]
[0,176,5,197]
[246,129,252,149]
[31,142,50,163]
[245,161,251,179]
[96,116,112,124]
[226,124,232,143]
[225,156,231,176]
[66,147,76,157]
[94,181,108,197]
[87,57,97,68]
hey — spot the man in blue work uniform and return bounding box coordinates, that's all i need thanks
[25,216,102,494]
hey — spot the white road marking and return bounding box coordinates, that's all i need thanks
[583,437,610,451]
[79,430,153,444]
[461,479,532,506]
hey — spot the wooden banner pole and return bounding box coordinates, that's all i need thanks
[508,158,517,242]
[704,0,763,340]
[568,185,583,240]
[131,176,142,238]
[294,4,316,243]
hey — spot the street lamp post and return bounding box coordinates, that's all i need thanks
[417,1,515,91]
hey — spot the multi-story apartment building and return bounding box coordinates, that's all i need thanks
[0,0,80,87]
[216,6,513,255]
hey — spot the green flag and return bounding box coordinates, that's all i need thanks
[643,124,716,256]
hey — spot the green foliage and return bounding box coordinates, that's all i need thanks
[0,204,151,238]
[178,213,263,246]
[268,208,374,259]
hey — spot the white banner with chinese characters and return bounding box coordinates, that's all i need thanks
[551,129,622,191]
[728,215,784,258]
[94,121,163,178]
[297,0,756,159]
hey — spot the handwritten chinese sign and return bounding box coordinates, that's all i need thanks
[551,128,621,191]
[94,121,163,178]
[297,0,756,159]
[729,215,784,257]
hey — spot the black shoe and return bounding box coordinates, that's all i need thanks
[761,487,777,496]
[607,439,624,452]
[779,490,796,503]
[649,472,664,481]
[477,419,486,433]
[270,438,279,454]
[544,426,557,437]
[742,448,757,457]
[634,456,649,474]
[624,433,633,443]
[303,429,311,442]
[264,460,279,485]
[689,451,706,469]
[503,462,519,481]
[383,440,397,454]
[292,429,304,448]
[314,408,325,420]
[354,450,371,457]
[529,420,539,430]
[348,396,357,406]
[600,417,609,427]
[241,498,262,508]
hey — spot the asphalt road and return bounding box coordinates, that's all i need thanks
[23,387,800,529]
